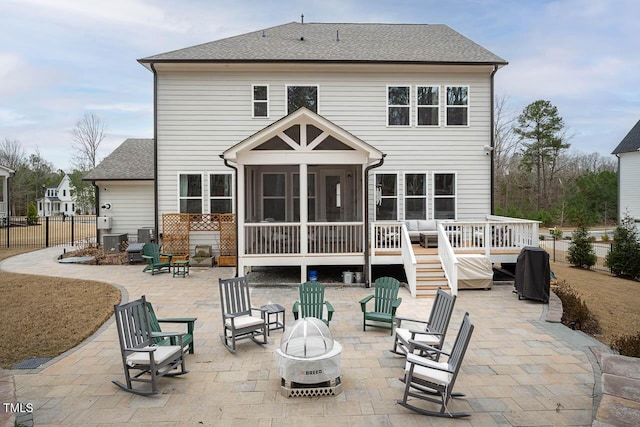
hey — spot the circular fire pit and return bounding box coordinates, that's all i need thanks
[275,317,342,397]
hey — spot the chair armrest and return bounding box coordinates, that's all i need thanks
[406,353,454,373]
[390,298,402,316]
[359,294,374,312]
[408,329,441,336]
[395,315,431,327]
[157,318,197,334]
[151,331,183,339]
[408,339,450,357]
[325,301,335,321]
[124,346,157,353]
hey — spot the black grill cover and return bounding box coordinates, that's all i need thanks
[515,246,550,303]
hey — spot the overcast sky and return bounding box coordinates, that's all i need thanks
[1,0,638,171]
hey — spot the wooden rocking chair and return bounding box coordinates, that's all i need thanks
[359,276,402,335]
[218,277,268,353]
[292,281,335,326]
[398,312,474,418]
[112,296,188,395]
[392,287,456,360]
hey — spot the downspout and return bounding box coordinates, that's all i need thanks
[92,180,100,247]
[220,155,239,277]
[150,63,159,244]
[363,153,386,287]
[490,64,498,215]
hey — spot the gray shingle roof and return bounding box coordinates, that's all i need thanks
[83,138,154,181]
[612,119,640,154]
[139,22,507,65]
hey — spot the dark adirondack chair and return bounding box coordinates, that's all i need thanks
[146,302,197,354]
[359,276,402,335]
[112,295,188,395]
[392,287,456,360]
[218,277,268,353]
[398,312,474,418]
[292,281,335,326]
[142,243,173,275]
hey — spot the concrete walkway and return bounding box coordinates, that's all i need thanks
[1,248,612,426]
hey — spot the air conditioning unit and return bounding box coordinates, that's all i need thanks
[103,233,128,253]
[137,227,154,243]
[97,216,112,230]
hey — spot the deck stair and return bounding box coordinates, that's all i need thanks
[414,248,450,298]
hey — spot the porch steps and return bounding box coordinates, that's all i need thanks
[414,253,450,297]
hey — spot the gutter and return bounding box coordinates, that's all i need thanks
[489,64,498,215]
[151,63,159,245]
[363,153,386,287]
[220,155,239,277]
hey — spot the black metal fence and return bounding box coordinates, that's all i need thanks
[0,215,96,248]
[539,238,612,273]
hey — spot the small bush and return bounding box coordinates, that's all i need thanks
[601,234,610,242]
[550,228,564,239]
[610,333,640,358]
[26,202,39,225]
[568,223,597,268]
[553,280,601,336]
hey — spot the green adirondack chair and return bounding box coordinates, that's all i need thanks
[142,243,173,275]
[292,281,335,326]
[146,301,197,354]
[359,276,402,335]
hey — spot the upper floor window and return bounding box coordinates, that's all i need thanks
[210,173,233,214]
[405,173,427,219]
[62,189,66,197]
[179,174,202,214]
[252,85,269,118]
[375,173,398,220]
[446,86,469,126]
[433,172,456,219]
[417,86,439,126]
[387,86,410,126]
[287,85,318,114]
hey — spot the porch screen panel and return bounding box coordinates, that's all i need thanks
[293,173,316,222]
[262,173,286,221]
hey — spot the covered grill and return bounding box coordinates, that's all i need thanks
[275,317,342,397]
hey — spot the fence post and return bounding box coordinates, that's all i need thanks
[45,216,49,247]
[552,237,556,263]
[71,215,75,246]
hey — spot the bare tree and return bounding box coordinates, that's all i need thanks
[493,95,519,211]
[71,112,107,170]
[0,137,26,170]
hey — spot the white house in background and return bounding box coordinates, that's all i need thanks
[612,119,640,232]
[37,174,76,217]
[0,164,14,225]
[83,138,155,245]
[95,21,540,297]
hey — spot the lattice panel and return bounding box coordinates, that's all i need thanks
[188,213,221,232]
[218,213,236,266]
[162,214,190,258]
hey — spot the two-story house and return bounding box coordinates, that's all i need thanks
[90,21,540,296]
[612,119,640,233]
[38,174,76,217]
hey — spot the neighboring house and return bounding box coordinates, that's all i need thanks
[612,119,640,232]
[37,174,76,217]
[0,164,14,226]
[120,21,539,296]
[83,138,155,245]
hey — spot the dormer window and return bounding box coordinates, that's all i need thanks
[287,85,318,114]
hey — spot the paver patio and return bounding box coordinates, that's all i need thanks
[1,248,612,426]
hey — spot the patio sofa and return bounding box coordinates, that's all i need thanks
[405,220,437,245]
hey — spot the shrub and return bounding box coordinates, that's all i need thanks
[610,333,640,358]
[568,223,597,268]
[550,228,564,239]
[605,211,640,280]
[553,280,601,336]
[601,234,610,242]
[26,202,39,225]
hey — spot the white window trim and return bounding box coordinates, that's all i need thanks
[403,171,428,220]
[445,85,470,127]
[285,84,320,115]
[208,172,234,214]
[252,84,269,119]
[261,172,288,221]
[386,85,411,127]
[177,172,204,214]
[431,171,457,220]
[374,172,399,221]
[416,85,441,127]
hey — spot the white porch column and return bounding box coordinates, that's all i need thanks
[237,165,246,276]
[300,162,308,283]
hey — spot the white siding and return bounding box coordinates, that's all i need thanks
[618,152,640,228]
[155,66,494,223]
[97,181,154,241]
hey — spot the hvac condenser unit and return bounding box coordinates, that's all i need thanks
[103,233,128,253]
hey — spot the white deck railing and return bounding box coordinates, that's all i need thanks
[308,222,363,254]
[371,222,403,252]
[244,223,301,254]
[440,218,539,255]
[438,222,459,295]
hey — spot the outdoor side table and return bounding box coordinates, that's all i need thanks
[172,260,190,278]
[261,303,285,335]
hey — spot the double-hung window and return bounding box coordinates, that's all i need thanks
[387,86,410,126]
[252,85,269,118]
[417,86,439,126]
[179,174,202,213]
[287,85,318,114]
[405,173,427,219]
[446,86,469,126]
[375,173,398,220]
[433,173,456,219]
[210,173,233,214]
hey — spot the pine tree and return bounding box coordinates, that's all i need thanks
[567,222,596,268]
[605,211,640,280]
